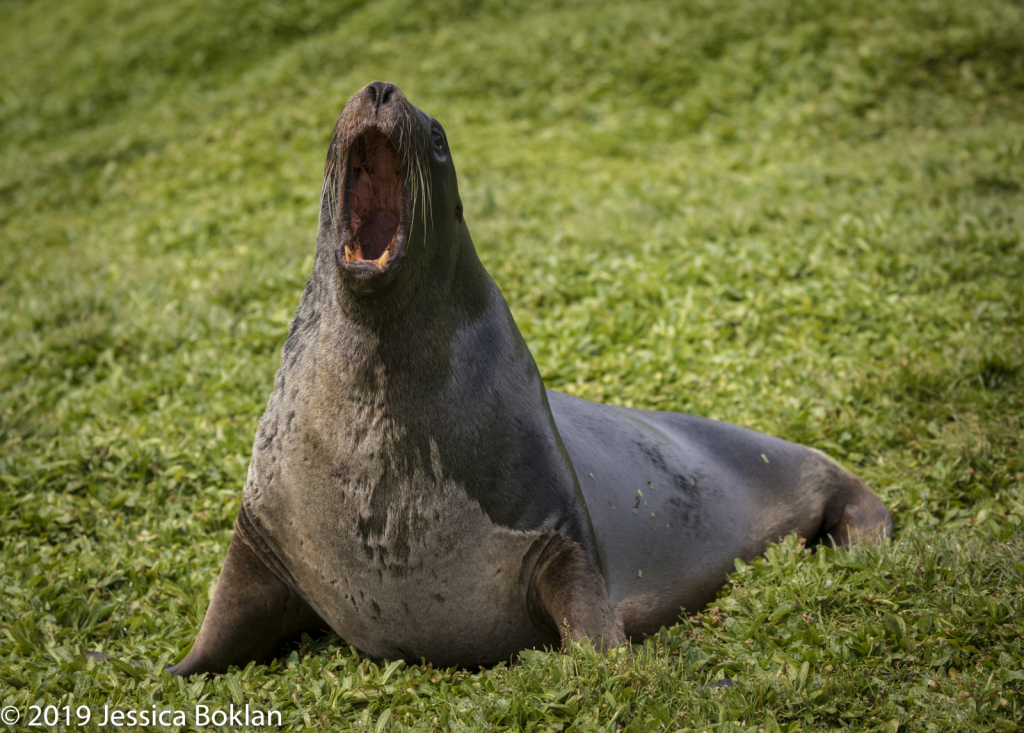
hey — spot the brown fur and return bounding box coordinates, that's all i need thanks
[163,82,892,676]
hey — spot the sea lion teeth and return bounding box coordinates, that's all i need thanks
[165,81,892,676]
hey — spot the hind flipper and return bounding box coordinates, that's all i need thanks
[167,534,325,676]
[811,450,893,547]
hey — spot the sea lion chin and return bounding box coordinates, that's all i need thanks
[164,81,892,676]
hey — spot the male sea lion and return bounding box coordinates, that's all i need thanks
[167,81,892,676]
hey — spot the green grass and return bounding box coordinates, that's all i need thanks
[2,0,1023,730]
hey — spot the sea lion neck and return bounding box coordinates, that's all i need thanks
[312,232,493,390]
[312,208,479,321]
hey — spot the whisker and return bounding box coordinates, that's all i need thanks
[320,138,341,236]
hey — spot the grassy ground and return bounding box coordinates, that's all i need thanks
[2,0,1023,730]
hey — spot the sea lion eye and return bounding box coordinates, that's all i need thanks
[431,130,445,153]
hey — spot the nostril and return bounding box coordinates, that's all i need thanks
[366,81,396,110]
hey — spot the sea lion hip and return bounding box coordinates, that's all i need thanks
[547,389,832,633]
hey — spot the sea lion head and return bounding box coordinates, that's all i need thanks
[318,82,466,310]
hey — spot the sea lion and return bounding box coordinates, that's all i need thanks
[166,81,892,676]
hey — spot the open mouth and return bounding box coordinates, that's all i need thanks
[343,130,403,268]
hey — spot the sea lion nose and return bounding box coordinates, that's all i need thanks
[365,81,396,112]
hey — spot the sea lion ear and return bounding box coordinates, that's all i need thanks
[455,200,464,224]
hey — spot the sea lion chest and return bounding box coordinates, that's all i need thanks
[240,387,555,666]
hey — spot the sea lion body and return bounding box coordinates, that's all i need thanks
[167,82,892,676]
[552,392,884,634]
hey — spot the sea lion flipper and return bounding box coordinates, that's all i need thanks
[166,535,325,676]
[811,451,894,547]
[530,535,626,652]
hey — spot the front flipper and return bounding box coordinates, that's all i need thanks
[167,534,325,676]
[529,535,626,652]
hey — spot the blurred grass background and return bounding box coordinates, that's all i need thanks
[1,0,1023,730]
